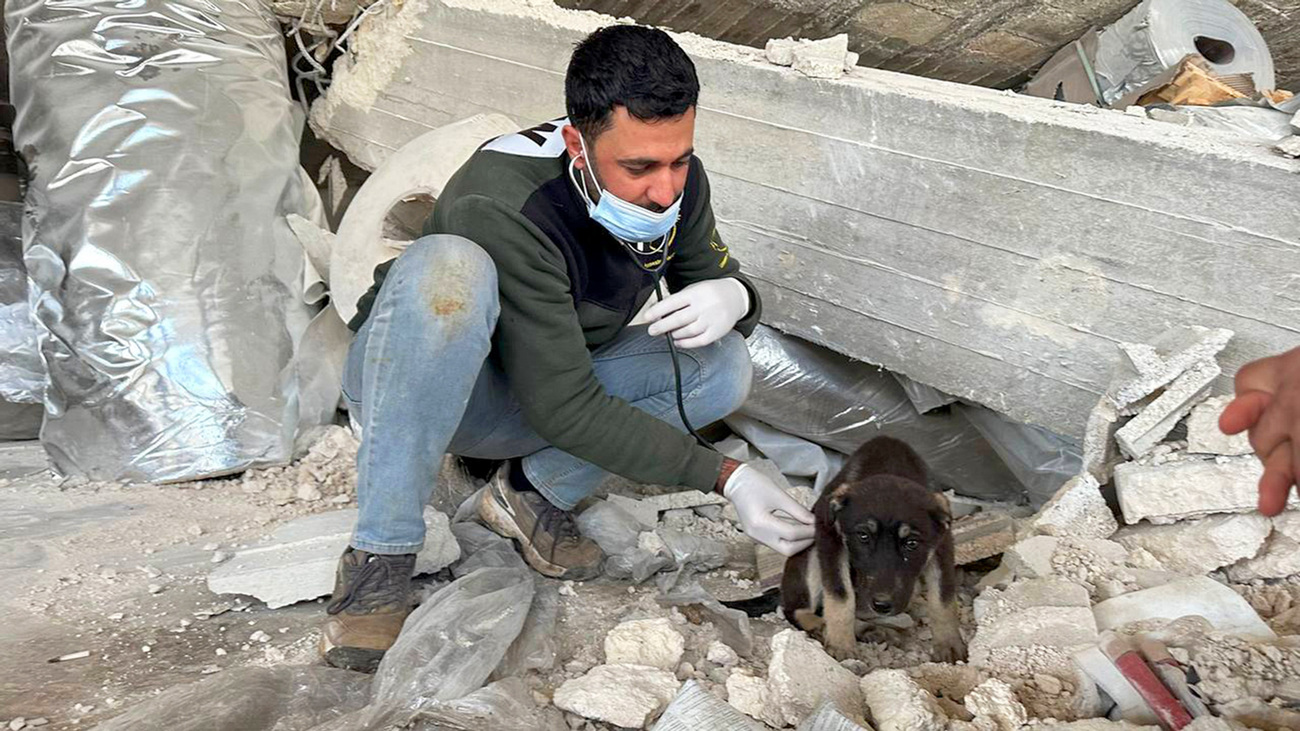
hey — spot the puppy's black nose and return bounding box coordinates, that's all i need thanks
[871,599,893,614]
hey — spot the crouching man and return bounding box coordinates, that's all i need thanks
[322,25,815,671]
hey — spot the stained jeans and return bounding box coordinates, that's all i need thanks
[342,235,753,554]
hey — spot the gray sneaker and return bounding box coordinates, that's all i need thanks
[476,465,604,580]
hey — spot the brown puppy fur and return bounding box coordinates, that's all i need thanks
[781,436,965,662]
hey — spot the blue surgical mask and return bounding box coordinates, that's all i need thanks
[569,133,682,245]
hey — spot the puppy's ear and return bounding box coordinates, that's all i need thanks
[928,492,952,534]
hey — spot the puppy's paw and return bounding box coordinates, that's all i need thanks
[931,635,967,663]
[824,638,859,662]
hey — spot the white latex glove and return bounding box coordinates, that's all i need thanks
[723,464,816,556]
[645,278,750,349]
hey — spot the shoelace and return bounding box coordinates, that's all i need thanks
[326,554,409,614]
[527,494,582,543]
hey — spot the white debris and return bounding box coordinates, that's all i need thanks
[767,629,864,727]
[707,640,740,667]
[1093,576,1275,640]
[727,670,785,728]
[953,511,1018,565]
[764,34,857,79]
[553,664,679,729]
[1031,473,1118,539]
[604,618,685,671]
[964,678,1027,731]
[1002,536,1059,579]
[250,630,271,643]
[1228,511,1300,581]
[1114,454,1267,524]
[1114,359,1218,459]
[207,507,459,608]
[859,669,947,731]
[1115,514,1272,575]
[973,578,1092,626]
[1108,326,1233,410]
[1186,395,1252,456]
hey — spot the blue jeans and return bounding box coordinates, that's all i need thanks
[342,235,753,554]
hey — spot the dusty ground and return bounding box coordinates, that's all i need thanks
[0,435,978,730]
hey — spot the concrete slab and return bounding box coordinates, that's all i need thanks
[1113,455,1268,525]
[309,0,1300,440]
[1186,395,1252,457]
[1092,576,1275,641]
[1114,359,1219,459]
[206,508,460,608]
[1114,514,1272,575]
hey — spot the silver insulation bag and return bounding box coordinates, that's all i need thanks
[740,325,1029,503]
[7,0,318,480]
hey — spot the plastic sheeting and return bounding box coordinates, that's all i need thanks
[7,0,319,481]
[0,201,42,406]
[740,325,1026,503]
[1093,0,1276,106]
[89,666,373,731]
[957,405,1081,506]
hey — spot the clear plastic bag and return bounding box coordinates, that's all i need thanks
[493,580,560,679]
[658,529,727,572]
[359,566,536,727]
[89,666,372,731]
[656,570,753,657]
[957,405,1081,506]
[450,522,527,575]
[408,678,566,731]
[578,500,673,583]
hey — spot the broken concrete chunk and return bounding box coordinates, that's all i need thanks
[727,670,784,728]
[953,511,1017,565]
[1275,135,1300,158]
[764,34,856,79]
[796,699,871,730]
[552,664,679,729]
[1092,576,1275,641]
[707,640,740,667]
[653,679,767,731]
[1030,474,1118,540]
[604,618,685,671]
[1108,326,1233,411]
[973,578,1092,626]
[1114,513,1271,575]
[1082,397,1123,484]
[206,508,459,608]
[968,606,1099,668]
[768,629,864,727]
[1001,535,1059,579]
[859,669,947,731]
[605,494,659,530]
[1186,395,1252,456]
[1226,511,1300,581]
[1115,359,1219,459]
[964,678,1027,731]
[1114,455,1266,524]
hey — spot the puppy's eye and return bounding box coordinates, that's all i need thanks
[856,533,872,543]
[903,538,920,551]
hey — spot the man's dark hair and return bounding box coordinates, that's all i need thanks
[565,25,699,141]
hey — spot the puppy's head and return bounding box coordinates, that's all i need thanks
[827,476,950,617]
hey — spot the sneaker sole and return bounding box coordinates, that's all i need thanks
[320,635,385,674]
[477,487,598,581]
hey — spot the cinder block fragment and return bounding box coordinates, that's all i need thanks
[1031,473,1118,540]
[1114,455,1267,524]
[1115,513,1271,575]
[1114,359,1219,459]
[1186,395,1252,456]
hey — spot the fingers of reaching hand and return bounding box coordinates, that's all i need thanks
[775,536,814,557]
[1220,390,1270,436]
[1250,394,1298,467]
[1234,354,1281,397]
[643,292,691,323]
[1257,441,1295,517]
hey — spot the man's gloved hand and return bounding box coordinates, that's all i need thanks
[1221,346,1300,516]
[721,462,815,556]
[645,278,749,349]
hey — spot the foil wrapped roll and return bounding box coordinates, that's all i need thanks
[8,0,318,480]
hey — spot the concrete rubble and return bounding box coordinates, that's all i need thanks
[764,35,858,79]
[1029,474,1118,540]
[603,618,685,671]
[553,663,679,728]
[859,669,946,731]
[206,507,459,608]
[766,630,864,727]
[1186,396,1253,457]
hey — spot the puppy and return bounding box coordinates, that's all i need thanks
[780,436,965,662]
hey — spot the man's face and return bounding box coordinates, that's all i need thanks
[564,106,696,212]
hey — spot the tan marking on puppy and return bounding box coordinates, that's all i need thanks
[822,549,856,660]
[925,552,965,662]
[793,608,825,633]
